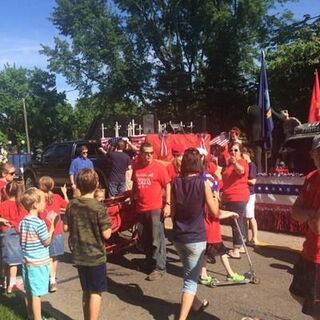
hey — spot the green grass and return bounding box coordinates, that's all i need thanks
[0,291,55,320]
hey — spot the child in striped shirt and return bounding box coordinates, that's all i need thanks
[19,188,57,320]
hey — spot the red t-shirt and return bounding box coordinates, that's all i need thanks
[167,162,179,181]
[222,158,249,202]
[300,170,320,263]
[133,161,170,212]
[204,207,222,243]
[207,162,217,176]
[39,194,68,235]
[0,199,27,232]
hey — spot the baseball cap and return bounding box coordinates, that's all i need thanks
[172,145,185,156]
[312,135,320,150]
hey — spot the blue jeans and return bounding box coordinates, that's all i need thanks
[223,201,247,247]
[137,209,166,271]
[174,241,206,295]
[108,181,126,197]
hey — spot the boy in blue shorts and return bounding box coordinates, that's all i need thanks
[19,188,57,320]
[64,168,112,320]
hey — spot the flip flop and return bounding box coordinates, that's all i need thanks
[227,251,241,259]
[193,299,209,313]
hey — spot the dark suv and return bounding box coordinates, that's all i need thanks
[23,140,109,190]
[278,122,320,175]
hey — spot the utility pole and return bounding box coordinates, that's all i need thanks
[22,98,31,154]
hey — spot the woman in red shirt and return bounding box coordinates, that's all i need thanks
[221,142,249,259]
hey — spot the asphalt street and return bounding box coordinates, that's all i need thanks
[42,228,308,320]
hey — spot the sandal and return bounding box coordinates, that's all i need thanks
[193,299,209,313]
[227,250,241,259]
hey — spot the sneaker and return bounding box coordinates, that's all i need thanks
[49,282,57,293]
[199,275,213,286]
[146,270,165,281]
[227,273,245,282]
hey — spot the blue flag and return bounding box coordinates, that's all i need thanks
[258,50,274,150]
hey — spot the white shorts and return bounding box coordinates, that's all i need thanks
[245,194,256,219]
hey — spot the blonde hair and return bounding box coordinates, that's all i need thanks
[94,188,105,202]
[21,188,44,211]
[38,176,54,205]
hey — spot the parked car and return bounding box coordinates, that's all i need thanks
[23,140,110,190]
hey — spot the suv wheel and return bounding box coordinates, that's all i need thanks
[24,173,36,189]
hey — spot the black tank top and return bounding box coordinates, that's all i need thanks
[172,175,206,243]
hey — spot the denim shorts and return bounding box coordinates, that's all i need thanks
[49,234,64,257]
[1,229,23,265]
[174,241,206,295]
[22,264,50,297]
[77,264,108,293]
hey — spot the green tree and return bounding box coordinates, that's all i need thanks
[42,0,296,132]
[0,65,75,149]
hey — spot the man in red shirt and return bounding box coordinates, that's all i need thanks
[132,142,171,281]
[290,134,320,319]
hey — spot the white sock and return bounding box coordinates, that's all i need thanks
[50,276,56,284]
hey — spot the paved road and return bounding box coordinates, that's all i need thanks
[43,228,308,320]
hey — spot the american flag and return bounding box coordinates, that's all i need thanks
[209,132,229,147]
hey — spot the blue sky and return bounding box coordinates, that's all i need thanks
[0,0,319,105]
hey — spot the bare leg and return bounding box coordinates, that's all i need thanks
[220,254,235,277]
[246,218,251,242]
[88,292,102,320]
[250,218,259,243]
[25,293,33,320]
[82,291,90,320]
[9,265,18,287]
[178,292,196,320]
[200,256,208,279]
[50,257,58,283]
[32,296,42,320]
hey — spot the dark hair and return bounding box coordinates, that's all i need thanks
[117,140,126,151]
[140,142,153,150]
[76,169,99,194]
[1,163,15,176]
[79,145,88,153]
[230,127,241,135]
[242,146,255,159]
[228,141,243,153]
[180,148,202,177]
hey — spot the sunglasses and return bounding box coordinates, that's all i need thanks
[230,149,239,152]
[81,151,88,154]
[8,171,15,175]
[143,151,154,155]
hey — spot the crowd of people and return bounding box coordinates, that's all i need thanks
[0,129,319,320]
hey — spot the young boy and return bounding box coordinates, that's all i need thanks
[19,188,57,320]
[64,168,112,320]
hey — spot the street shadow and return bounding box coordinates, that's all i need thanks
[253,246,299,265]
[269,262,294,274]
[107,277,220,320]
[60,252,73,264]
[43,301,73,320]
